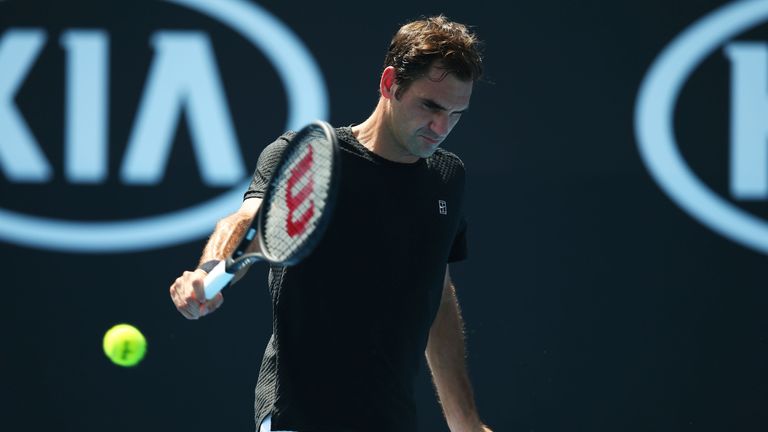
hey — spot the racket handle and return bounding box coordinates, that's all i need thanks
[203,260,235,300]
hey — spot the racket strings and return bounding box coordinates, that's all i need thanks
[262,129,335,262]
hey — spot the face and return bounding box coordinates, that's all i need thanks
[385,66,473,160]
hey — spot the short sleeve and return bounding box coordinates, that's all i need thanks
[447,217,467,262]
[243,133,295,201]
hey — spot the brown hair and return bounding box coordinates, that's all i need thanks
[384,15,484,99]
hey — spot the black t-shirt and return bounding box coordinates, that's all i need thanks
[246,126,467,432]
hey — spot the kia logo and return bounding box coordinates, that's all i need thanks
[636,0,768,255]
[0,0,328,252]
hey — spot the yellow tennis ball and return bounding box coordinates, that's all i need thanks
[102,323,147,367]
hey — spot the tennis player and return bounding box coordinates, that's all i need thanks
[170,15,492,432]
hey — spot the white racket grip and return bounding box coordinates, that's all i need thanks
[203,260,235,300]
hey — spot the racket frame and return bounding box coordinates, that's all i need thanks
[255,120,340,265]
[203,120,339,300]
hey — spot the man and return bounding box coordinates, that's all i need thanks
[170,15,491,432]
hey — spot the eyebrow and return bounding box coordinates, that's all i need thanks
[422,98,469,114]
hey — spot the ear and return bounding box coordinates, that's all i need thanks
[380,66,397,99]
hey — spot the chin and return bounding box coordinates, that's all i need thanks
[405,138,439,159]
[415,147,439,158]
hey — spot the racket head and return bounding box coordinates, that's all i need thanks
[257,120,340,265]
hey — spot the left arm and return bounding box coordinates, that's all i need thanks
[426,265,492,432]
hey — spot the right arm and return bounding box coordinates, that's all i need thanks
[198,198,262,265]
[169,198,262,320]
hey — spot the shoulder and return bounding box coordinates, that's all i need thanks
[257,131,297,165]
[430,148,465,168]
[426,148,466,182]
[264,130,296,152]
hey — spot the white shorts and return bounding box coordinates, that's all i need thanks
[259,414,297,432]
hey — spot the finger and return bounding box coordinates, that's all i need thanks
[173,294,194,319]
[170,277,190,304]
[198,292,223,317]
[170,273,204,320]
[169,284,178,305]
[207,292,224,313]
[180,306,195,320]
[176,295,196,319]
[170,284,187,311]
[191,273,208,302]
[184,296,201,319]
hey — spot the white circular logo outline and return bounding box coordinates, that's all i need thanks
[635,0,768,255]
[0,0,328,253]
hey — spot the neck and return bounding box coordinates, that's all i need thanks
[352,98,419,164]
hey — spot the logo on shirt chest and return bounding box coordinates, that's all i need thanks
[438,200,447,215]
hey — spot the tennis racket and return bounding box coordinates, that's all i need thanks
[203,120,340,300]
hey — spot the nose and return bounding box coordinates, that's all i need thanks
[429,112,449,137]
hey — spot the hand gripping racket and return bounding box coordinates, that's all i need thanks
[203,120,340,300]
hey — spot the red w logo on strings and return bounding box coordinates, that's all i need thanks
[285,146,315,237]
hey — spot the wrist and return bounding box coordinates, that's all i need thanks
[197,259,220,273]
